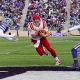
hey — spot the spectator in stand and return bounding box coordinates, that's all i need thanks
[24,0,67,32]
[70,0,79,27]
[0,0,25,30]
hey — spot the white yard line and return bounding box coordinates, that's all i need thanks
[1,71,80,80]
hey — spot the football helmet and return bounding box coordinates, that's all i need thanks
[3,17,13,27]
[32,14,40,27]
[33,14,40,21]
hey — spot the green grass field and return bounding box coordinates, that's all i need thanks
[0,36,80,67]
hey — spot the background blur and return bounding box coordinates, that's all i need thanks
[0,0,80,36]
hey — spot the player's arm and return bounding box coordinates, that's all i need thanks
[39,23,49,37]
[27,25,43,38]
[68,25,80,32]
[31,27,43,38]
[45,31,49,37]
[31,30,39,38]
[39,30,49,37]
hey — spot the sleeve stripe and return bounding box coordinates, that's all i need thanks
[29,22,34,30]
[42,20,46,29]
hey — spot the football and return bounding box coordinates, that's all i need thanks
[39,30,46,34]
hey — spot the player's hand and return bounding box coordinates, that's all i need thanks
[39,32,45,37]
[37,27,43,32]
[39,30,46,37]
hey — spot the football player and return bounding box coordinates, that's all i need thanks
[0,17,17,42]
[27,14,60,65]
[68,24,80,70]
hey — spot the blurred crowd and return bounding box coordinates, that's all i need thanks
[24,0,67,32]
[70,0,80,27]
[0,0,80,31]
[0,0,25,30]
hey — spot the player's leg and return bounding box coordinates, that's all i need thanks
[0,29,12,38]
[5,37,18,42]
[41,37,60,65]
[0,29,17,41]
[43,46,48,55]
[31,39,44,56]
[71,43,80,67]
[36,43,45,56]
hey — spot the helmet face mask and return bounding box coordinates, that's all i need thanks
[33,20,40,27]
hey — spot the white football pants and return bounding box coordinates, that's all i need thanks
[0,29,12,41]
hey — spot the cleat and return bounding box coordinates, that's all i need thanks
[67,66,79,71]
[55,60,60,65]
[73,64,79,70]
[12,37,18,42]
[11,33,18,42]
[67,64,79,71]
[75,66,80,71]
